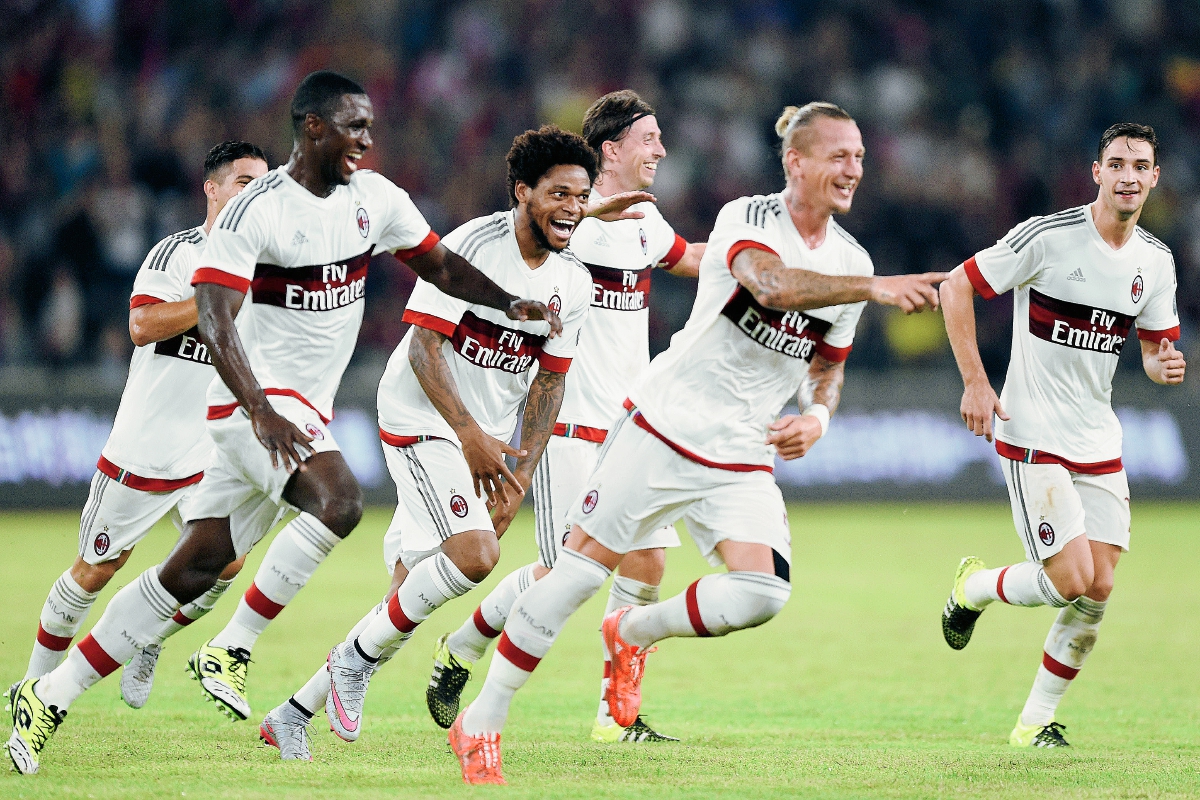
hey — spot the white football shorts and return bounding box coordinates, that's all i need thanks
[77,471,192,565]
[381,438,495,573]
[1001,457,1131,562]
[184,394,335,557]
[531,433,680,569]
[564,410,791,568]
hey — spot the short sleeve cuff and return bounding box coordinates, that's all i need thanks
[814,341,853,363]
[726,240,778,273]
[401,309,457,337]
[130,294,166,309]
[1136,325,1181,342]
[963,256,998,300]
[537,352,572,373]
[192,267,251,294]
[394,230,440,261]
[658,234,687,269]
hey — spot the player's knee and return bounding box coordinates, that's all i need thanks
[451,531,500,584]
[726,572,791,630]
[1086,573,1114,602]
[71,556,124,593]
[315,493,363,538]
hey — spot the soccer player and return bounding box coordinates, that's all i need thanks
[939,122,1184,748]
[5,71,558,776]
[21,142,268,709]
[426,90,704,745]
[447,102,946,785]
[258,125,593,761]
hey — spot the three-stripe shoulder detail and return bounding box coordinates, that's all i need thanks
[219,173,284,232]
[1005,208,1086,253]
[146,228,205,272]
[744,196,782,228]
[559,247,588,275]
[830,220,869,257]
[1136,227,1172,255]
[459,218,509,263]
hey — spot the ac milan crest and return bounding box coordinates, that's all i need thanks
[1038,522,1055,546]
[450,494,469,518]
[305,423,324,440]
[356,207,370,237]
[94,532,111,556]
[1131,274,1144,303]
[639,228,648,254]
[548,294,562,314]
[582,489,598,513]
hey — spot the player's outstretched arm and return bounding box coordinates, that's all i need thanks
[767,353,844,460]
[665,242,705,278]
[408,326,525,507]
[731,246,944,314]
[1141,337,1186,385]
[195,283,312,472]
[404,244,563,336]
[941,265,1008,442]
[585,190,656,221]
[129,298,199,346]
[491,368,566,536]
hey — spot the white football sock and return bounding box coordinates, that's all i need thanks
[620,572,790,647]
[36,567,179,710]
[463,549,610,736]
[291,601,391,714]
[151,578,234,646]
[26,571,100,679]
[447,563,537,663]
[1020,596,1106,726]
[210,513,339,653]
[356,553,477,660]
[596,575,659,726]
[964,562,1069,609]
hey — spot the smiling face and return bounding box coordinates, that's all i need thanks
[516,164,592,253]
[311,93,374,187]
[1093,136,1159,219]
[205,156,269,213]
[604,115,666,191]
[785,117,864,215]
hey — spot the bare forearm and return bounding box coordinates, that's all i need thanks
[941,267,989,386]
[407,247,518,312]
[733,249,870,311]
[409,328,477,433]
[129,299,199,346]
[195,286,268,414]
[802,356,845,415]
[666,242,704,278]
[512,370,566,487]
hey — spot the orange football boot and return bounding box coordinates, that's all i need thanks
[448,709,507,785]
[601,606,656,728]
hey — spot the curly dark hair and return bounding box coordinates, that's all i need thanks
[203,141,267,179]
[1097,122,1158,166]
[506,125,598,206]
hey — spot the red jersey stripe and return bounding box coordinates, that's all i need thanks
[191,267,251,294]
[996,440,1123,475]
[963,256,998,300]
[660,234,688,269]
[206,388,331,425]
[726,240,779,273]
[129,294,165,309]
[552,422,607,443]
[1136,325,1181,342]
[814,340,852,363]
[537,352,572,373]
[623,399,773,474]
[393,230,441,261]
[402,309,458,338]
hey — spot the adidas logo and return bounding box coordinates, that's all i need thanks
[292,230,309,246]
[593,233,609,247]
[1067,267,1085,282]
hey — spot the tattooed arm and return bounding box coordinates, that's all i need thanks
[491,368,567,536]
[409,326,525,506]
[766,353,845,461]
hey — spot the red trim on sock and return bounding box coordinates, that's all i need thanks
[244,583,285,619]
[996,566,1011,604]
[1042,651,1080,680]
[77,634,122,676]
[496,632,540,672]
[387,593,418,633]
[603,661,611,679]
[684,580,711,637]
[172,610,195,626]
[472,606,501,639]
[36,624,73,651]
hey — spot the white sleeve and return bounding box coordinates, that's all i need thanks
[539,275,590,372]
[374,176,438,260]
[709,199,786,273]
[131,236,196,306]
[196,194,271,292]
[647,207,686,269]
[400,278,469,337]
[1135,253,1181,341]
[819,301,866,362]
[966,220,1045,299]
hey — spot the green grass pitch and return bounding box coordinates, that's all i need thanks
[0,502,1197,798]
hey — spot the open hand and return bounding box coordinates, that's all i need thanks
[871,272,948,313]
[250,407,314,473]
[586,190,656,221]
[507,299,563,338]
[460,425,527,507]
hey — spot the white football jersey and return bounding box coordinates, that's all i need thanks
[967,204,1180,468]
[195,167,436,423]
[556,195,686,432]
[377,210,591,445]
[101,227,213,485]
[628,193,870,470]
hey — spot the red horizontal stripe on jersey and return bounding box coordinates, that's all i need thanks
[726,240,778,273]
[585,263,651,312]
[251,249,371,310]
[393,230,441,261]
[552,423,608,443]
[814,340,852,363]
[36,624,73,651]
[402,309,458,337]
[538,352,572,373]
[1136,325,1181,342]
[473,606,501,639]
[497,632,541,672]
[192,267,251,294]
[78,633,122,677]
[244,583,285,620]
[1042,651,1080,680]
[630,408,774,474]
[378,428,446,448]
[130,294,165,309]
[684,580,711,637]
[996,440,1123,475]
[963,256,998,300]
[451,311,547,375]
[721,285,832,362]
[97,456,204,492]
[206,389,331,425]
[387,593,419,633]
[660,234,687,269]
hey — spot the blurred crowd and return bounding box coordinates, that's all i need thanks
[2,0,1199,382]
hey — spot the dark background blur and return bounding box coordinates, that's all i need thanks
[2,0,1199,382]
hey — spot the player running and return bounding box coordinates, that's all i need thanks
[21,141,268,709]
[258,125,593,761]
[447,102,946,785]
[426,90,704,745]
[5,71,559,776]
[939,122,1184,748]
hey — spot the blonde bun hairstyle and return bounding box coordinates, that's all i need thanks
[775,105,803,138]
[776,101,854,159]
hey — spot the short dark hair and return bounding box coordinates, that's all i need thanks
[506,125,598,205]
[1098,122,1158,166]
[203,141,267,179]
[290,70,367,135]
[582,90,655,166]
